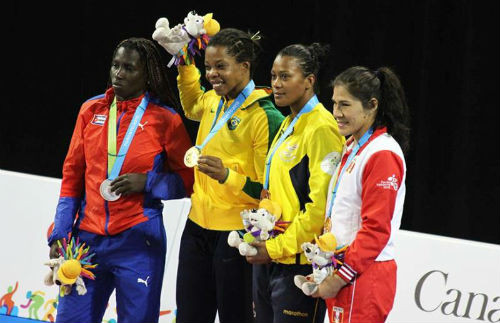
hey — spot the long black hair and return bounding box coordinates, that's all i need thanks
[110,37,180,110]
[332,66,411,153]
[277,43,330,93]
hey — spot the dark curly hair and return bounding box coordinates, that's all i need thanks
[207,28,263,77]
[109,37,179,110]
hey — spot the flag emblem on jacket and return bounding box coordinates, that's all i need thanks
[228,116,241,130]
[91,114,107,126]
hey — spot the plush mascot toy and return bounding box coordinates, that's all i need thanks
[227,199,288,256]
[44,237,97,297]
[152,10,220,67]
[294,232,346,296]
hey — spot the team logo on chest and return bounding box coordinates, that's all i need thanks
[279,143,298,163]
[331,306,344,323]
[228,116,241,130]
[91,114,107,126]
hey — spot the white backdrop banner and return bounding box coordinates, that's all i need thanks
[1,169,499,323]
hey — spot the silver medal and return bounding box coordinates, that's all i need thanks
[100,179,121,201]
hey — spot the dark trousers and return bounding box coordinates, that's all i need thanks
[253,262,326,323]
[176,218,254,323]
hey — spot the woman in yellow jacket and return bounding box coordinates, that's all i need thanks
[246,43,345,323]
[174,28,284,323]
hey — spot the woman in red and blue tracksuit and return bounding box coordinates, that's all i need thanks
[47,38,194,323]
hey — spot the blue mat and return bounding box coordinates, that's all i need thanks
[0,315,46,323]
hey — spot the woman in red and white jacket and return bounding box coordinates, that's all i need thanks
[313,66,410,323]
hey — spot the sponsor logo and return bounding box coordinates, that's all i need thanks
[138,121,148,131]
[415,270,500,321]
[91,114,107,126]
[283,309,308,317]
[376,174,399,190]
[137,276,150,287]
[321,152,341,175]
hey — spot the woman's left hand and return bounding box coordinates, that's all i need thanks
[110,173,147,195]
[245,241,272,264]
[311,274,348,299]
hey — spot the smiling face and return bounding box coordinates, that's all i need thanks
[271,55,314,111]
[332,85,377,141]
[110,47,147,101]
[204,45,250,99]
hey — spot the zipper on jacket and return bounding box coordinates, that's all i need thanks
[104,200,110,235]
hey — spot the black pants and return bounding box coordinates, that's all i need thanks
[176,218,254,323]
[253,262,326,323]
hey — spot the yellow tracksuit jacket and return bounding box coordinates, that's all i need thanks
[177,64,284,230]
[264,103,345,264]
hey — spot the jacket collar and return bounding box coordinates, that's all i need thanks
[222,86,272,111]
[104,87,146,112]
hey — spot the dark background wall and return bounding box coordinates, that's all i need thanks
[2,1,499,244]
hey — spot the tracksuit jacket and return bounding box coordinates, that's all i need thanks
[177,64,284,230]
[263,103,345,264]
[327,127,406,283]
[48,88,194,244]
[325,127,406,323]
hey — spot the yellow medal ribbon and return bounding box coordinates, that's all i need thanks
[107,98,117,176]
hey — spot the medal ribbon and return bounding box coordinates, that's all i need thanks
[107,93,149,180]
[325,128,373,219]
[263,95,319,189]
[107,97,118,176]
[196,80,255,150]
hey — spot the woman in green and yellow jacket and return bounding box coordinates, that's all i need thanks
[246,43,345,323]
[174,28,284,323]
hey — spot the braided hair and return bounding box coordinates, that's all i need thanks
[332,66,411,153]
[207,28,263,77]
[110,37,180,110]
[277,43,330,93]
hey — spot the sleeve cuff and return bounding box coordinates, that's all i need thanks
[222,168,246,191]
[265,239,281,260]
[337,263,357,283]
[177,64,200,82]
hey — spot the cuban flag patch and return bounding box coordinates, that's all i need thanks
[91,114,107,126]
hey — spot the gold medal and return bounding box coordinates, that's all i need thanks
[184,146,201,168]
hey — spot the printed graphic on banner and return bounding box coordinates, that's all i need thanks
[0,279,178,322]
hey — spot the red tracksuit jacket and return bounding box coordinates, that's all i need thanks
[48,88,194,244]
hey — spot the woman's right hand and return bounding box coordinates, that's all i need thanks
[49,241,60,259]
